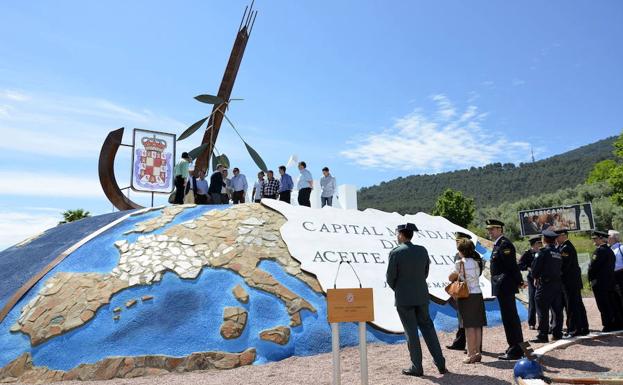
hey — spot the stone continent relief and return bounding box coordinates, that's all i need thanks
[10,204,321,349]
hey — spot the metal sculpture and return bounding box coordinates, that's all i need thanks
[99,4,259,211]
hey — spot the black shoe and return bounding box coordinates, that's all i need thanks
[530,337,548,343]
[578,329,590,336]
[497,353,522,360]
[552,335,563,341]
[402,368,423,377]
[446,344,465,351]
[438,366,448,375]
[602,326,616,332]
[529,325,536,330]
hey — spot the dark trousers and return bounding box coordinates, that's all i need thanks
[298,187,312,207]
[321,196,333,207]
[254,199,262,203]
[593,286,619,330]
[174,176,185,204]
[396,304,445,372]
[209,193,222,204]
[497,292,524,355]
[563,284,589,333]
[232,191,245,204]
[447,297,465,349]
[195,194,208,205]
[536,282,563,338]
[527,278,537,327]
[614,270,623,320]
[279,190,291,204]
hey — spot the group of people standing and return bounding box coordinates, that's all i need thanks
[173,152,337,207]
[386,218,623,377]
[251,162,336,207]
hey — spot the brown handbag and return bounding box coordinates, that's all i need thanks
[445,261,469,299]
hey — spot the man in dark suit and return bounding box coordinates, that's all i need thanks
[208,163,226,204]
[386,223,447,377]
[589,230,623,332]
[486,219,525,360]
[556,229,589,337]
[518,235,542,330]
[531,229,563,342]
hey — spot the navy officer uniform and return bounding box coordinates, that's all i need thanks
[531,229,563,342]
[589,230,623,332]
[518,235,541,329]
[487,219,524,360]
[556,229,589,337]
[386,223,446,377]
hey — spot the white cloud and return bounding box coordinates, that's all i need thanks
[512,78,526,86]
[431,94,456,120]
[0,89,186,158]
[481,80,495,88]
[340,96,531,171]
[0,89,29,102]
[0,209,60,250]
[0,171,103,198]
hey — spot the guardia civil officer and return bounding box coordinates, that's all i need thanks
[518,235,542,330]
[486,219,524,360]
[386,223,447,376]
[556,229,589,337]
[531,229,563,342]
[589,230,623,332]
[446,231,472,352]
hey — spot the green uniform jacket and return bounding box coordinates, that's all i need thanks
[386,241,430,306]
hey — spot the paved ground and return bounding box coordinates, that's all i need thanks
[20,298,622,385]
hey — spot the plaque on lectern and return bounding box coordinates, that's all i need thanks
[327,288,374,323]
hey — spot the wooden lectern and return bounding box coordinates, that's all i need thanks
[327,262,374,385]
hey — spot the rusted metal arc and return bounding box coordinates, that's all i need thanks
[98,127,144,211]
[195,26,250,171]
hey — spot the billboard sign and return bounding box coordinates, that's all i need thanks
[518,203,594,236]
[131,129,176,193]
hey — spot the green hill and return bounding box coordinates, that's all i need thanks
[358,136,616,214]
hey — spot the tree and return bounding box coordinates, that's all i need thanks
[431,188,475,228]
[587,159,616,184]
[60,209,91,224]
[604,131,623,206]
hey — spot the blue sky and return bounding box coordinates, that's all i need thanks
[0,0,622,248]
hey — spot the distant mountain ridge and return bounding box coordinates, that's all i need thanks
[358,137,616,214]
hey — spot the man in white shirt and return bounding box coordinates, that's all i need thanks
[221,168,231,204]
[194,170,209,204]
[252,171,265,203]
[320,167,336,207]
[297,161,313,207]
[609,230,623,313]
[230,167,248,204]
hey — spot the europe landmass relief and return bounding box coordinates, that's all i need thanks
[11,203,322,348]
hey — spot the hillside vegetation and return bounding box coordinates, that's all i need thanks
[358,137,616,214]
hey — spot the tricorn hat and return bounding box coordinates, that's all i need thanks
[591,230,609,239]
[542,229,558,239]
[528,235,542,245]
[454,231,472,240]
[396,223,418,232]
[485,219,504,229]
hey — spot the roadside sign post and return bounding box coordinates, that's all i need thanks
[327,287,374,385]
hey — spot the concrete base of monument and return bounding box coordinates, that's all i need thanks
[0,203,527,383]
